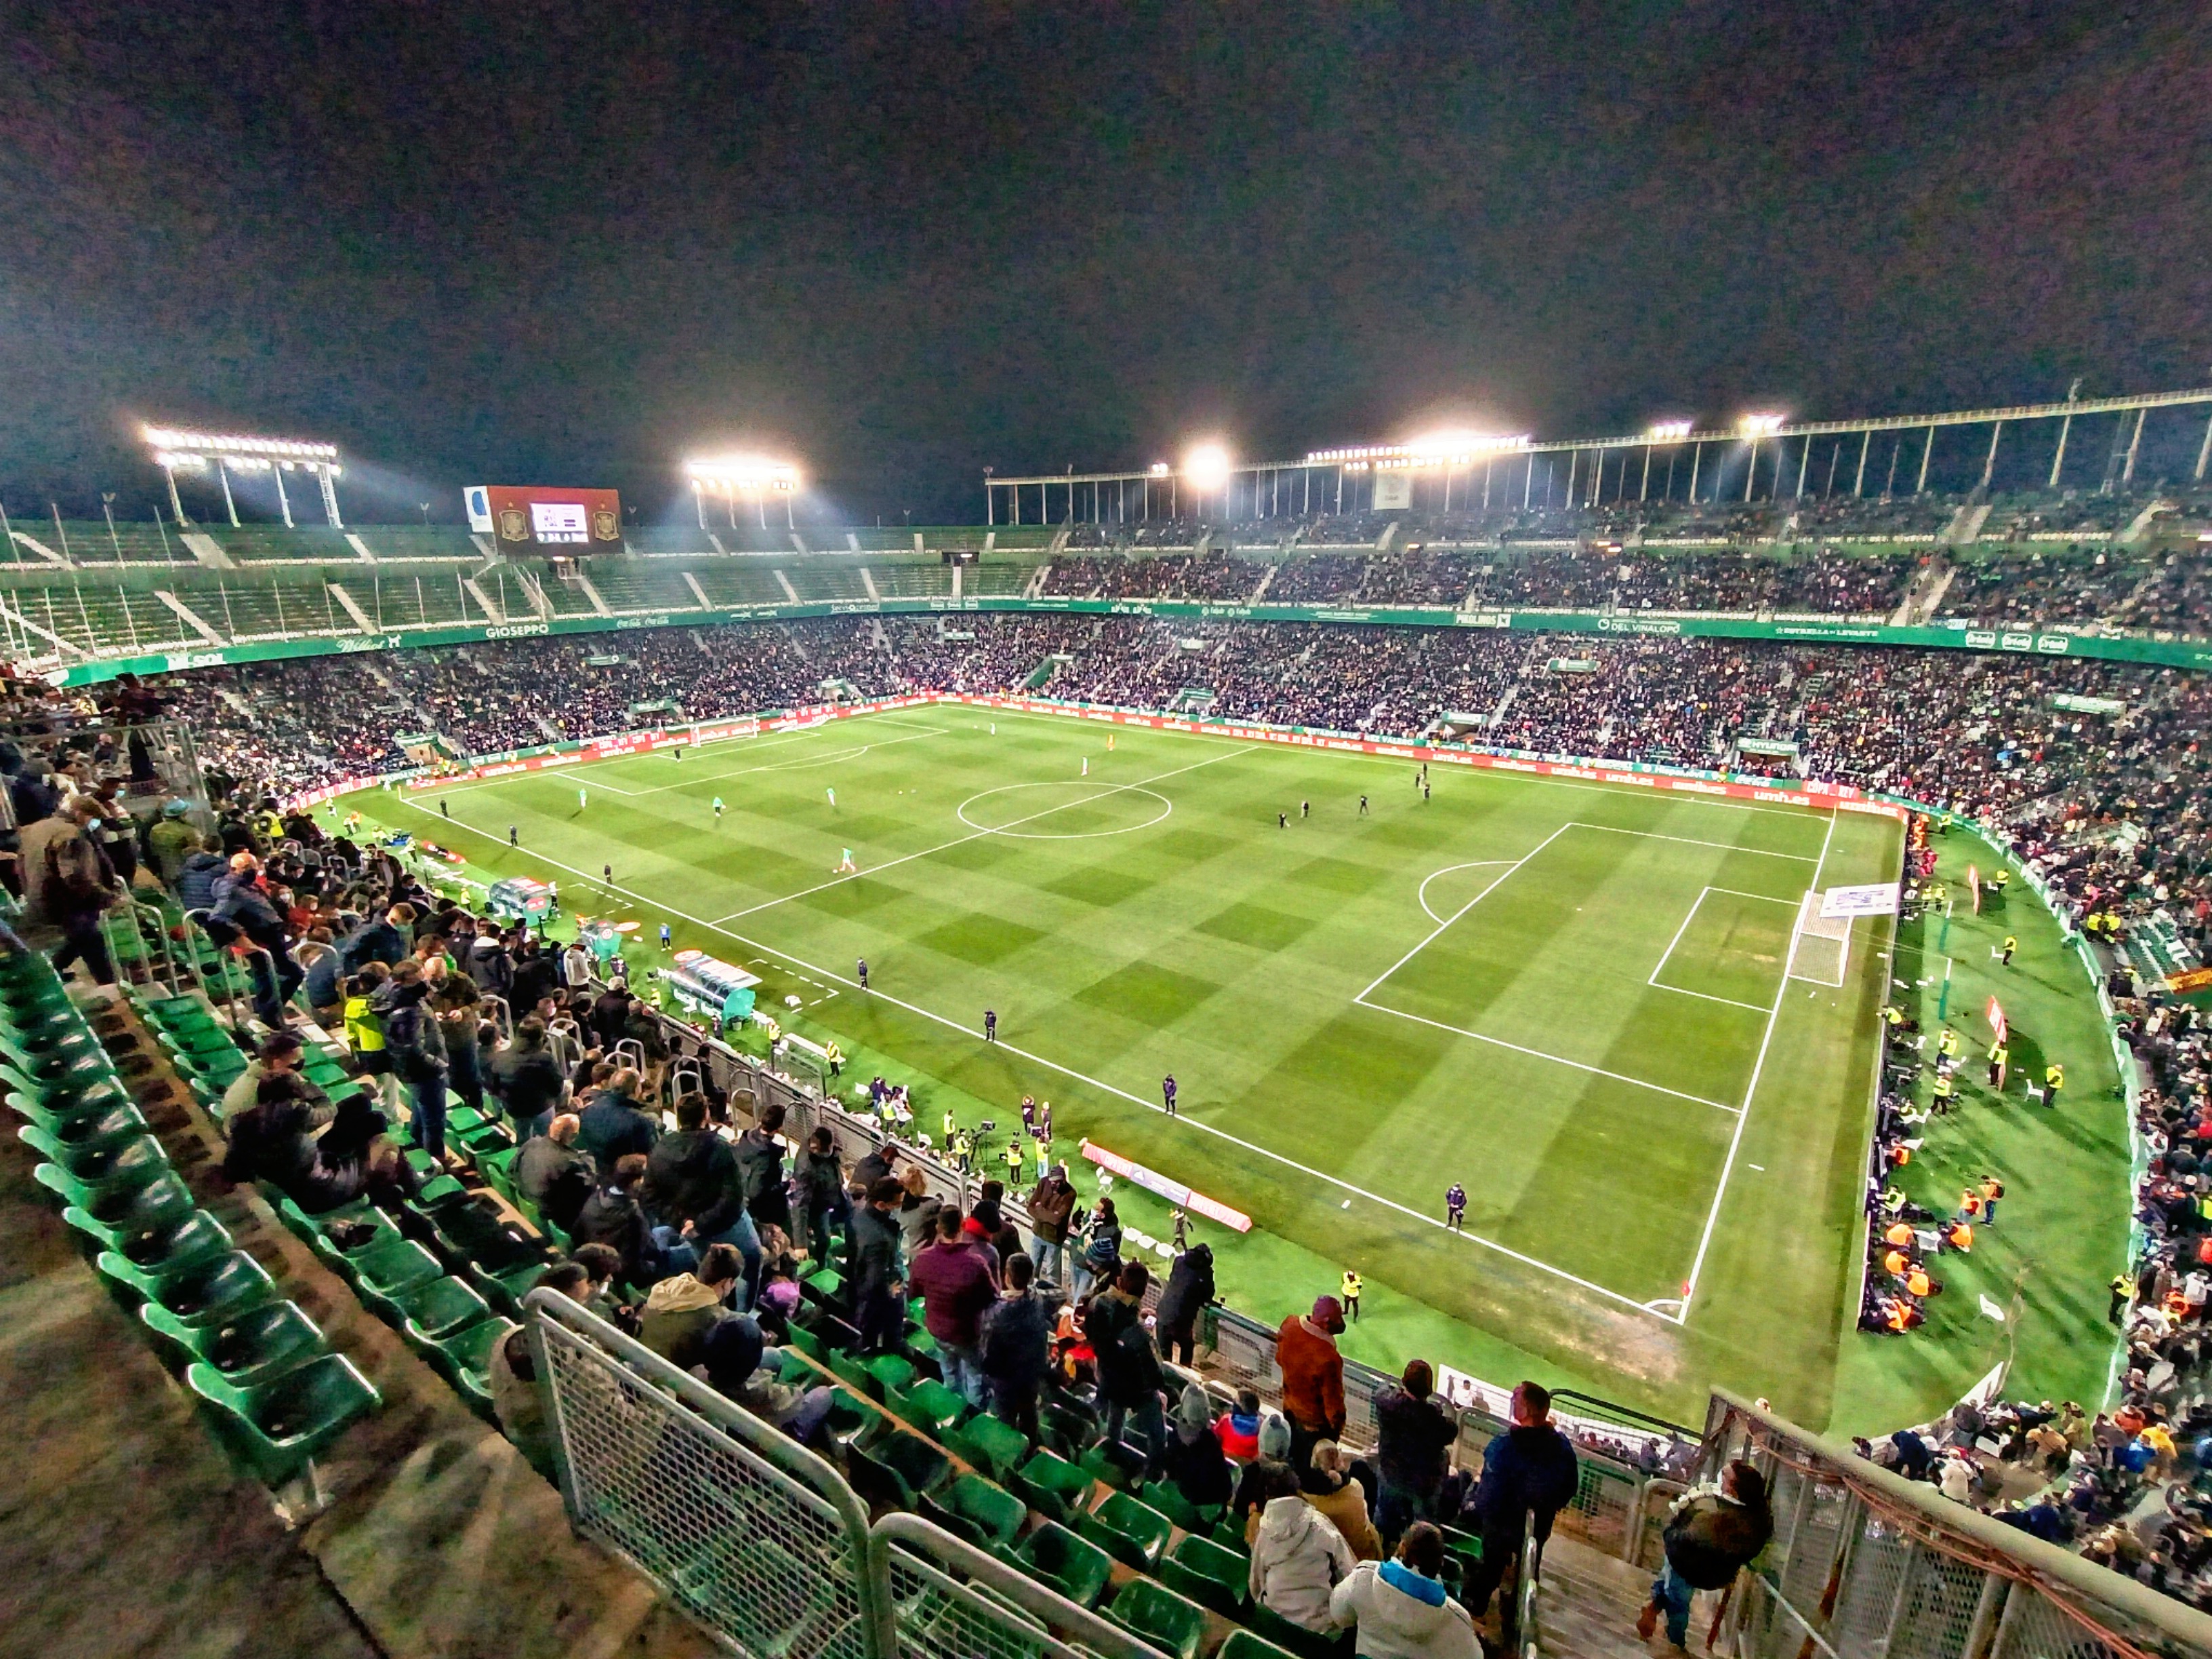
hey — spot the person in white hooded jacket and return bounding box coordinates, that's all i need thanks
[1329,1521,1482,1659]
[1249,1465,1356,1633]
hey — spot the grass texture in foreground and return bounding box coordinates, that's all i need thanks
[352,703,1906,1423]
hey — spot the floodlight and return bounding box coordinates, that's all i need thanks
[684,454,803,493]
[1183,443,1233,491]
[1149,462,1171,476]
[1645,419,1694,441]
[140,426,338,461]
[1738,412,1786,436]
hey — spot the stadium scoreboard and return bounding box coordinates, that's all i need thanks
[465,485,623,552]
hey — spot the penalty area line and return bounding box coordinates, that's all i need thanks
[392,790,1678,1324]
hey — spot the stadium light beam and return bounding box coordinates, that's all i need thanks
[1182,443,1233,493]
[141,423,344,529]
[1645,419,1694,441]
[686,454,804,530]
[1738,411,1786,436]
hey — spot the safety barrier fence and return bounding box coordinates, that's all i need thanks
[1702,1389,2212,1659]
[525,1288,1166,1659]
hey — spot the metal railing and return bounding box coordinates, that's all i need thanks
[1703,1389,2212,1659]
[524,1289,1166,1659]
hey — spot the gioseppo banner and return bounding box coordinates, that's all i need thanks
[483,485,623,552]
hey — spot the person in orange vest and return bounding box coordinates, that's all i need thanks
[1959,1189,1986,1225]
[1944,1218,1973,1252]
[1885,1219,1916,1250]
[1979,1175,2003,1227]
[1884,1298,1914,1333]
[1883,1246,1911,1280]
[1905,1265,1934,1298]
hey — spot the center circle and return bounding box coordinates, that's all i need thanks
[957,781,1174,839]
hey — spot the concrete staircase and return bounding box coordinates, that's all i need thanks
[1889,556,1956,626]
[1940,502,1991,546]
[1534,1535,1692,1659]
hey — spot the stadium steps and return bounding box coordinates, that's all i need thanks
[1534,1534,1683,1659]
[1891,559,1956,627]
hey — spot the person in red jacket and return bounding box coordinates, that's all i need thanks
[1275,1294,1348,1470]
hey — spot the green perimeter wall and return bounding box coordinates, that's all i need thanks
[49,594,2212,684]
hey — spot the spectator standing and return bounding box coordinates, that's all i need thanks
[979,1250,1053,1441]
[1086,1261,1168,1471]
[21,796,121,983]
[907,1206,1000,1406]
[1461,1382,1580,1620]
[790,1126,850,1266]
[847,1176,908,1353]
[1154,1241,1215,1366]
[490,1017,567,1139]
[647,1094,760,1303]
[1276,1295,1349,1469]
[735,1103,793,1233]
[1328,1521,1483,1659]
[1637,1461,1772,1651]
[1025,1163,1078,1286]
[1374,1360,1460,1549]
[573,1152,657,1288]
[376,960,450,1164]
[146,800,201,885]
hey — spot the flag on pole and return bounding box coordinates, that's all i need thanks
[1985,996,2007,1046]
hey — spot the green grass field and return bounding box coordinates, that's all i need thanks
[346,703,1910,1423]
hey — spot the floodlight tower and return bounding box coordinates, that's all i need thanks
[684,455,804,531]
[142,426,344,528]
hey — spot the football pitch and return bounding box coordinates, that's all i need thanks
[358,702,1902,1420]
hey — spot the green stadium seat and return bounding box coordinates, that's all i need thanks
[186,1353,382,1488]
[1217,1631,1302,1659]
[852,1426,952,1507]
[918,1472,1025,1550]
[947,1411,1030,1484]
[394,1275,495,1352]
[1105,1578,1207,1659]
[433,1314,516,1421]
[1136,1479,1222,1536]
[23,1126,167,1191]
[476,1146,521,1206]
[1010,1521,1113,1608]
[1159,1532,1250,1617]
[74,1206,235,1275]
[800,1266,844,1305]
[140,1297,328,1388]
[96,1248,276,1327]
[1077,1488,1173,1570]
[1010,1448,1096,1525]
[335,1233,444,1311]
[823,1391,883,1451]
[1244,1605,1339,1659]
[1212,1515,1252,1555]
[865,1353,917,1401]
[1080,1438,1146,1493]
[4,1090,142,1142]
[898,1377,971,1437]
[58,1171,199,1250]
[828,1351,881,1399]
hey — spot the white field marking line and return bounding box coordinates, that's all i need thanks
[1415,861,1521,924]
[419,720,869,800]
[710,747,1244,924]
[1679,804,1841,1320]
[1646,885,1799,1012]
[627,725,950,794]
[392,788,1668,1321]
[966,703,1822,821]
[1566,821,1820,861]
[1354,825,1574,1003]
[1351,998,1742,1115]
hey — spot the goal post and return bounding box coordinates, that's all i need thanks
[1786,891,1851,988]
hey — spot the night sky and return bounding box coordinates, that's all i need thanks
[2,1,2207,525]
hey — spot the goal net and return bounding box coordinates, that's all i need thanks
[1787,891,1851,987]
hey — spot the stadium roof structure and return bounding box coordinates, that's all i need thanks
[985,384,2212,525]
